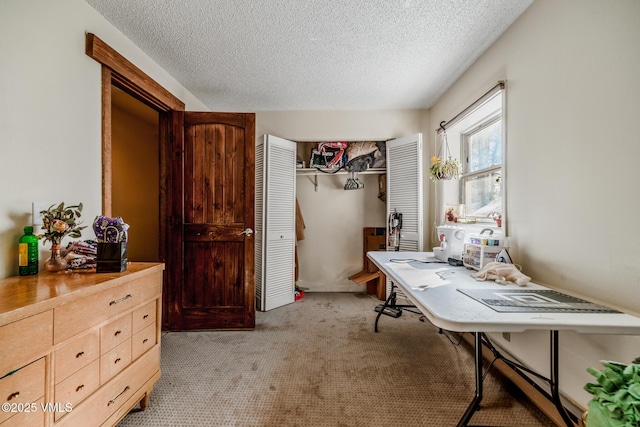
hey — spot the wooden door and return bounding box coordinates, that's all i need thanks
[165,111,255,330]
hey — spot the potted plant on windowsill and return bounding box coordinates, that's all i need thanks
[429,156,461,181]
[490,212,503,227]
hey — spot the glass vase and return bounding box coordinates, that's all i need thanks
[44,244,68,272]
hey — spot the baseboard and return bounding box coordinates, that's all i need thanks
[460,333,585,427]
[300,285,365,293]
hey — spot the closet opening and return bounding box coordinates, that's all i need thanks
[257,135,423,311]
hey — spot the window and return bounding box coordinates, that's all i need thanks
[436,83,505,228]
[461,115,502,218]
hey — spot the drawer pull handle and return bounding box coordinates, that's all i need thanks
[143,314,149,319]
[114,330,122,336]
[114,358,121,364]
[8,391,19,400]
[76,351,85,358]
[76,384,84,392]
[110,294,132,306]
[107,386,130,406]
[143,338,149,344]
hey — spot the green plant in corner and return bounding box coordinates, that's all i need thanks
[584,358,640,426]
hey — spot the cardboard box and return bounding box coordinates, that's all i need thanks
[364,227,386,273]
[378,174,386,202]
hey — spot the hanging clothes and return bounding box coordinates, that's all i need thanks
[295,198,306,282]
[296,198,306,241]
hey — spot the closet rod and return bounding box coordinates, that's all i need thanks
[436,81,505,133]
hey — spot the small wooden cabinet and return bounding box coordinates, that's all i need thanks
[0,263,163,426]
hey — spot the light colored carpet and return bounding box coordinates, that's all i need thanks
[118,292,556,426]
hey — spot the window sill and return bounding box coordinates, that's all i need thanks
[449,222,504,236]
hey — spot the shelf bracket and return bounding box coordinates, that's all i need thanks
[313,173,318,192]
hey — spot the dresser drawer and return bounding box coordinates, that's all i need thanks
[132,323,156,361]
[54,330,100,383]
[0,358,45,424]
[132,300,156,334]
[100,340,131,385]
[54,359,100,422]
[100,314,132,354]
[56,345,160,427]
[54,272,161,344]
[0,311,52,376]
[0,397,44,427]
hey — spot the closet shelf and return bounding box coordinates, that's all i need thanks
[296,168,385,176]
[297,167,385,192]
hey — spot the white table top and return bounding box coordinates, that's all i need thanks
[367,251,640,334]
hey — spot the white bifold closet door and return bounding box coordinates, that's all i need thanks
[386,133,424,252]
[255,135,297,311]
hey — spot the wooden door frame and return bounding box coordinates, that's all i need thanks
[85,33,185,329]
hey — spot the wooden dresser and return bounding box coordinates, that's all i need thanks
[0,263,163,426]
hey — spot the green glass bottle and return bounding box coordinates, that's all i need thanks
[19,226,38,276]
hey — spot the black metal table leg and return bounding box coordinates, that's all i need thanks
[457,332,483,427]
[550,331,575,427]
[374,283,397,332]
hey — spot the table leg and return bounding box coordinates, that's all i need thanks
[374,283,396,332]
[457,332,483,427]
[550,331,576,427]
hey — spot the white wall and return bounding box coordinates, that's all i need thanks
[428,0,640,407]
[3,0,635,411]
[257,111,430,291]
[0,0,207,278]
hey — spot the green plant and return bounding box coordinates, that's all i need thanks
[429,156,461,181]
[39,202,86,246]
[584,359,640,426]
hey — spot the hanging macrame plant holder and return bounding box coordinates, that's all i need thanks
[430,122,462,181]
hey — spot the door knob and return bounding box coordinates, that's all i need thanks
[238,228,254,236]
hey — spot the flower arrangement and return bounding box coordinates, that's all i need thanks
[39,202,86,247]
[490,211,503,226]
[429,156,462,181]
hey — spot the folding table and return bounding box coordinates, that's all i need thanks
[367,251,640,427]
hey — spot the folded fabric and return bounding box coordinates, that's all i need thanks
[64,240,98,270]
[471,261,531,287]
[65,252,97,270]
[65,240,97,256]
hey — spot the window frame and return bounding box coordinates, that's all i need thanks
[460,113,503,222]
[435,83,506,234]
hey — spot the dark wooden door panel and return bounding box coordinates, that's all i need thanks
[182,241,244,308]
[184,124,244,224]
[166,111,255,330]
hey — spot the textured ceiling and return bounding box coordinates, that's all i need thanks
[84,0,532,112]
